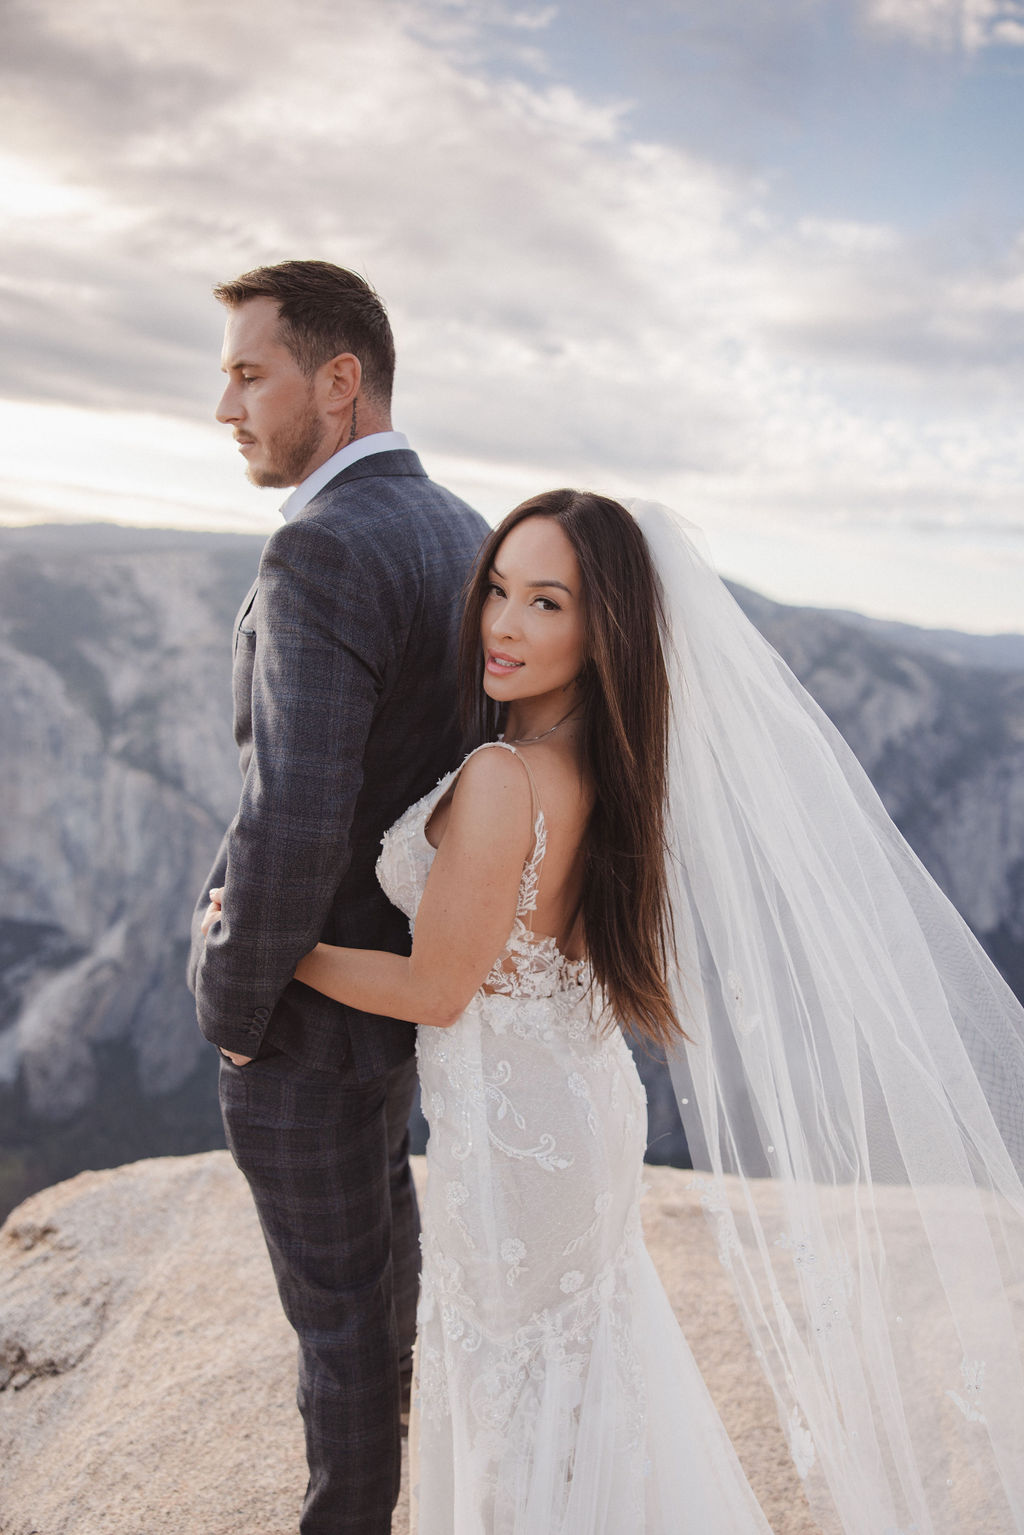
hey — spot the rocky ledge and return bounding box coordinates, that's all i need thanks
[0,1153,814,1534]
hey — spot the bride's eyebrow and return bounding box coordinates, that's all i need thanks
[489,563,572,595]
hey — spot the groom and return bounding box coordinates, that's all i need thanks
[188,260,487,1534]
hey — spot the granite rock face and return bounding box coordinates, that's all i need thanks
[736,585,1024,984]
[0,1152,815,1535]
[0,525,264,1212]
[2,523,1022,1205]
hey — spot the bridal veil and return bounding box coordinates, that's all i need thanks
[628,499,1024,1534]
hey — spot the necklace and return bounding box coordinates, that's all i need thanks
[506,705,580,745]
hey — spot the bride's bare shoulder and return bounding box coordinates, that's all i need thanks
[426,742,539,853]
[455,742,530,794]
[507,738,594,830]
[442,739,591,851]
[443,743,535,835]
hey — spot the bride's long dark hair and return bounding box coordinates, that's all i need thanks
[459,489,684,1047]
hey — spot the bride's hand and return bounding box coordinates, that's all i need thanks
[220,1047,254,1066]
[201,887,224,938]
[201,890,253,1063]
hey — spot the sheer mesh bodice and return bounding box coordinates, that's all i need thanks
[376,743,771,1534]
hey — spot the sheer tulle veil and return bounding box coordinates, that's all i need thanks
[626,499,1024,1534]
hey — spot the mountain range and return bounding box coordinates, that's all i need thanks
[1,522,1021,1211]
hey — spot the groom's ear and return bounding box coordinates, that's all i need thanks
[319,352,361,414]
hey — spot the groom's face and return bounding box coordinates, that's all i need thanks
[216,297,329,489]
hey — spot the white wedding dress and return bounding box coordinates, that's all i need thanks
[377,741,773,1535]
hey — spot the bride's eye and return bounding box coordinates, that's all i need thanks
[485,581,506,599]
[534,596,561,611]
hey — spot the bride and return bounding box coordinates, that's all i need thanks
[295,489,1024,1534]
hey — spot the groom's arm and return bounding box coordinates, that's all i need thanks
[193,514,397,1057]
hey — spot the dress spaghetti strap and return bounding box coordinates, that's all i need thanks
[463,741,547,929]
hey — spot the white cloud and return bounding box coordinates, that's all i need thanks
[860,0,1024,50]
[1,0,1023,629]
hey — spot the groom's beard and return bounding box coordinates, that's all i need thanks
[246,402,327,489]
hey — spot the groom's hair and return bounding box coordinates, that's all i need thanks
[213,260,396,406]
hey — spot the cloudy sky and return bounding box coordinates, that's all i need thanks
[3,0,1024,632]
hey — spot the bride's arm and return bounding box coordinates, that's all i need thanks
[294,747,534,1027]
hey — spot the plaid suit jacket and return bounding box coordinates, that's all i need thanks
[188,449,488,1079]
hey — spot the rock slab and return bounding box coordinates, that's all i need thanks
[0,1153,813,1534]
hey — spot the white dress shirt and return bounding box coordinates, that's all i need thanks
[279,431,412,522]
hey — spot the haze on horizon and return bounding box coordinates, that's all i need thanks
[2,0,1023,635]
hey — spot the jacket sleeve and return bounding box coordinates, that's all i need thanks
[192,514,397,1054]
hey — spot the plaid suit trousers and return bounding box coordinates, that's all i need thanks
[220,1050,420,1534]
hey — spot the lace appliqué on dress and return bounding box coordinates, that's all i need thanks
[482,918,589,1000]
[946,1356,987,1424]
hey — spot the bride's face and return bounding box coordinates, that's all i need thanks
[481,516,586,710]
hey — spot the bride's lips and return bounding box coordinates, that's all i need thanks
[485,650,524,676]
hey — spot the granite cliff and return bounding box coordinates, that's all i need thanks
[0,525,263,1211]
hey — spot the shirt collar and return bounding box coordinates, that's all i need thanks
[279,431,411,522]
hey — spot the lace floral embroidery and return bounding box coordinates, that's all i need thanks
[725,968,762,1036]
[515,809,546,916]
[689,1175,742,1270]
[562,1191,613,1256]
[775,1230,855,1338]
[500,1238,527,1285]
[482,919,588,1000]
[787,1406,816,1479]
[946,1356,986,1423]
[425,1234,648,1452]
[445,1180,476,1250]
